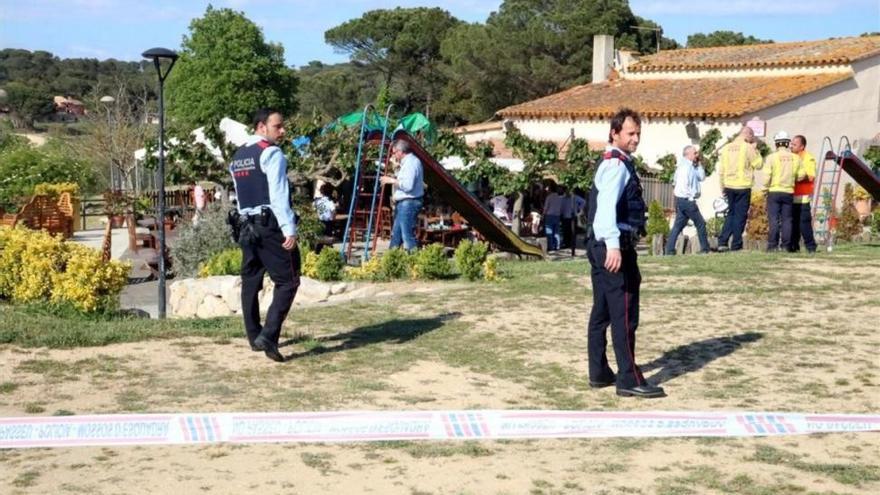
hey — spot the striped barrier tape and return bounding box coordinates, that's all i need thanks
[1,410,878,449]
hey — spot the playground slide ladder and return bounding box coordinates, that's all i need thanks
[341,104,375,262]
[812,136,850,245]
[363,105,395,261]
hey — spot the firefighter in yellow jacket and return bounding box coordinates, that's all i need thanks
[790,135,817,253]
[716,126,763,251]
[762,131,805,251]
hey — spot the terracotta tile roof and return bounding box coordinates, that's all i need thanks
[630,36,880,72]
[496,73,853,120]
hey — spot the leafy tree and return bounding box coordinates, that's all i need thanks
[296,61,378,118]
[0,138,95,211]
[67,81,153,191]
[3,81,54,129]
[687,31,772,48]
[166,6,298,130]
[438,0,672,122]
[325,7,461,117]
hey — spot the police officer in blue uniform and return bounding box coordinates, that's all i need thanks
[229,108,299,363]
[586,108,665,398]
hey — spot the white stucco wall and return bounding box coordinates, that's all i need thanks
[509,54,880,218]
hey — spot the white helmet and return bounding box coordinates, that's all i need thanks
[773,130,790,143]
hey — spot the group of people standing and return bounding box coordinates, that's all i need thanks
[664,127,818,255]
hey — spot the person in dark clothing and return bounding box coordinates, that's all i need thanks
[586,108,665,399]
[229,108,300,363]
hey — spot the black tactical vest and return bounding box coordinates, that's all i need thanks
[230,140,271,210]
[587,149,647,236]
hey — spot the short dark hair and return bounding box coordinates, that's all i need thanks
[252,108,282,129]
[608,108,642,143]
[318,182,334,197]
[793,135,807,147]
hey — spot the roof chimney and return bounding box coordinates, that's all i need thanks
[592,34,614,84]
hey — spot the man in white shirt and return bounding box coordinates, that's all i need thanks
[664,145,709,255]
[381,139,424,251]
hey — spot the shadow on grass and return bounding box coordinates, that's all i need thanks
[281,312,462,360]
[641,332,763,385]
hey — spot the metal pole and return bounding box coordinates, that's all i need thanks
[157,74,167,319]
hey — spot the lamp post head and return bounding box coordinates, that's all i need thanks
[141,47,178,62]
[142,47,179,82]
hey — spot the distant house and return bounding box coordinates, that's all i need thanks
[53,96,85,117]
[496,34,880,215]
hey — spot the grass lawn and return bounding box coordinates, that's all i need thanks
[1,244,878,494]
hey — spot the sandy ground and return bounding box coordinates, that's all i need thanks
[1,255,879,494]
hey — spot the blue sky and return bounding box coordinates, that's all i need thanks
[1,0,878,67]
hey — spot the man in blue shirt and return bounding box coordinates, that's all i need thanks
[586,108,665,399]
[381,139,424,251]
[664,145,710,254]
[229,108,299,363]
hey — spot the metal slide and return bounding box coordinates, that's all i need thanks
[838,150,880,202]
[381,130,544,258]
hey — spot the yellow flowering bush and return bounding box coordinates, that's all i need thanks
[483,257,500,282]
[302,249,319,279]
[0,226,130,313]
[51,243,130,313]
[345,255,382,281]
[33,182,80,198]
[0,227,66,302]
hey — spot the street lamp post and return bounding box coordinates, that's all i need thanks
[142,47,178,320]
[99,95,116,190]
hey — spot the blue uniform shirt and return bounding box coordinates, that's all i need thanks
[592,146,633,250]
[237,135,297,237]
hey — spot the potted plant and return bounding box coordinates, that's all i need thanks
[103,190,132,228]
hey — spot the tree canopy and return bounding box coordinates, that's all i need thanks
[687,30,772,48]
[325,7,461,117]
[166,6,298,130]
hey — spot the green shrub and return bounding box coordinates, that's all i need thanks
[706,216,725,238]
[293,199,326,252]
[0,138,95,212]
[645,200,670,236]
[314,248,344,282]
[380,247,412,280]
[411,244,452,280]
[746,191,768,241]
[871,210,880,239]
[171,203,237,278]
[198,248,242,277]
[836,184,863,242]
[454,240,488,281]
[345,255,382,281]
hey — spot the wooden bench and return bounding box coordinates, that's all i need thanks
[0,193,75,238]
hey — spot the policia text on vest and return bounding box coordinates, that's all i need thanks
[228,109,300,363]
[585,108,665,399]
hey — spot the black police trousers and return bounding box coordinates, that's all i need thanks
[240,217,301,347]
[586,236,646,389]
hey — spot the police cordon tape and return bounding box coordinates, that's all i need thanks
[1,410,878,449]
